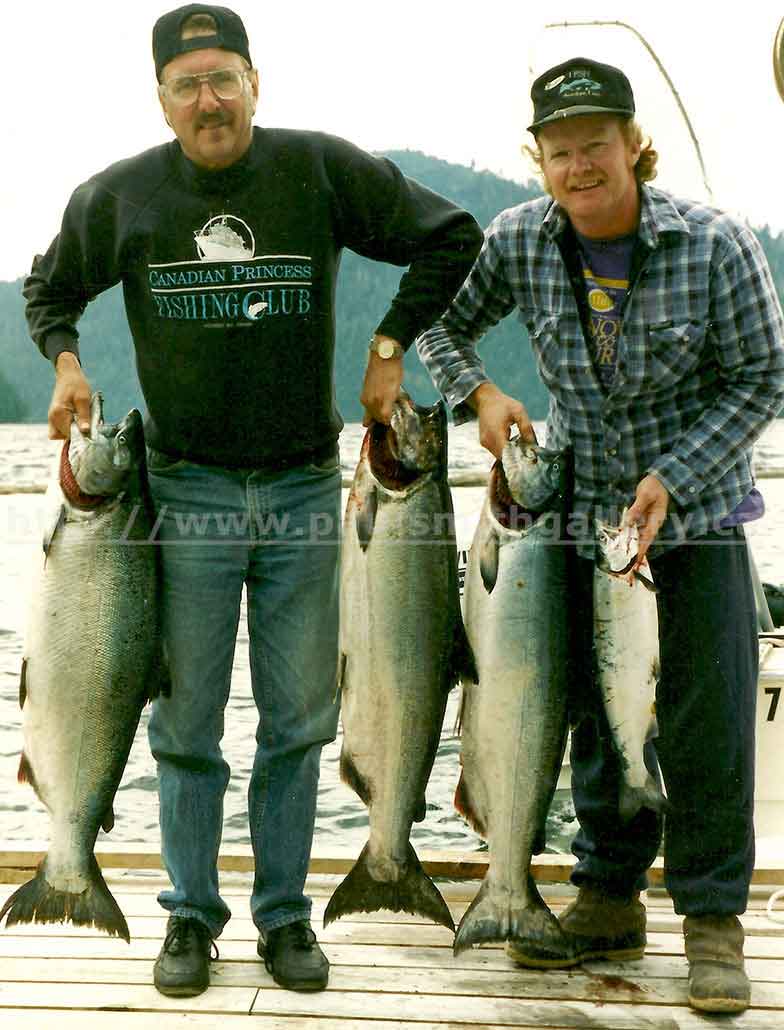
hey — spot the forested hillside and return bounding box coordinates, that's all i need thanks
[2,152,783,424]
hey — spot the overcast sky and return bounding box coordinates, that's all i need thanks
[3,1,783,281]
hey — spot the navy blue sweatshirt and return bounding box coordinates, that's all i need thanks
[25,127,482,467]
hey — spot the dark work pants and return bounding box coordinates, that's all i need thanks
[568,527,758,915]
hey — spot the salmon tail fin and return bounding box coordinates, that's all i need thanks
[0,856,130,942]
[454,877,576,962]
[619,776,667,823]
[323,841,454,932]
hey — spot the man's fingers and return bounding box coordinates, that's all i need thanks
[359,356,402,430]
[623,504,641,527]
[74,399,91,434]
[48,403,74,441]
[49,361,92,439]
[514,407,537,444]
[518,420,537,444]
[478,426,505,460]
[361,396,394,427]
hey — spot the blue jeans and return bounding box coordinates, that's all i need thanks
[146,450,341,937]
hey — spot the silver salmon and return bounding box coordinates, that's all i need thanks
[0,394,165,941]
[594,517,665,822]
[324,392,473,932]
[454,441,575,962]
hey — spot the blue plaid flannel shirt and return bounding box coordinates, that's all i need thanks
[416,185,784,555]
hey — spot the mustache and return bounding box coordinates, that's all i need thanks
[196,113,231,129]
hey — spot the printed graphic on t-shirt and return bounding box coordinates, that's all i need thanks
[583,266,628,388]
[147,214,312,326]
[574,229,634,389]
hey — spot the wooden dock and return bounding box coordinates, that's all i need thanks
[1,848,784,1029]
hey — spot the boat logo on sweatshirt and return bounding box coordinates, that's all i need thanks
[147,213,313,326]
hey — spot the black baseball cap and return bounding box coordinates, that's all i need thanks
[528,57,635,134]
[153,4,252,81]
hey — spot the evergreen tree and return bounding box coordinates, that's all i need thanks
[0,367,26,421]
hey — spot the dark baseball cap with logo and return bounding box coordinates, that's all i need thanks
[527,57,635,134]
[153,4,252,81]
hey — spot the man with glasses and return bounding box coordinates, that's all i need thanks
[24,3,482,999]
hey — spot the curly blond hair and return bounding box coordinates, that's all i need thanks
[523,116,658,195]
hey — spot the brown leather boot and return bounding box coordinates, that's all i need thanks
[558,885,646,961]
[684,914,750,1014]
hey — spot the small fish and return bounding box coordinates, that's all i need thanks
[594,517,666,822]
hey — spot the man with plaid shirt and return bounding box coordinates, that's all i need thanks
[417,57,784,1015]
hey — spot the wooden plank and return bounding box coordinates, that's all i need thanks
[3,907,780,943]
[60,875,784,910]
[0,915,449,947]
[0,1015,560,1030]
[0,883,651,917]
[0,957,256,987]
[1,919,781,961]
[4,842,784,891]
[2,841,783,886]
[0,981,257,1014]
[582,954,783,982]
[0,936,781,981]
[3,957,784,1009]
[2,928,784,967]
[1,987,781,1030]
[250,989,784,1028]
[625,931,784,960]
[0,842,497,880]
[3,882,778,919]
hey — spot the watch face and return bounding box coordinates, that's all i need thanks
[378,340,395,358]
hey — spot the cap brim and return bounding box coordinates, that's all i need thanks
[527,105,634,134]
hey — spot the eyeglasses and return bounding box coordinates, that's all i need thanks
[159,67,251,107]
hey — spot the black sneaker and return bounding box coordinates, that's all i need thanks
[257,920,329,991]
[153,915,218,997]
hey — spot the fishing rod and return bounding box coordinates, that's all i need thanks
[541,19,713,201]
[775,16,784,103]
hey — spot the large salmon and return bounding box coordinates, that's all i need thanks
[455,440,575,962]
[0,394,165,941]
[324,392,473,932]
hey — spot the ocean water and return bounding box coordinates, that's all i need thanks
[2,421,783,857]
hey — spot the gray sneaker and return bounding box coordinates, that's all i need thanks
[153,915,217,997]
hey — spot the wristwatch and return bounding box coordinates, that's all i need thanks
[369,336,404,360]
